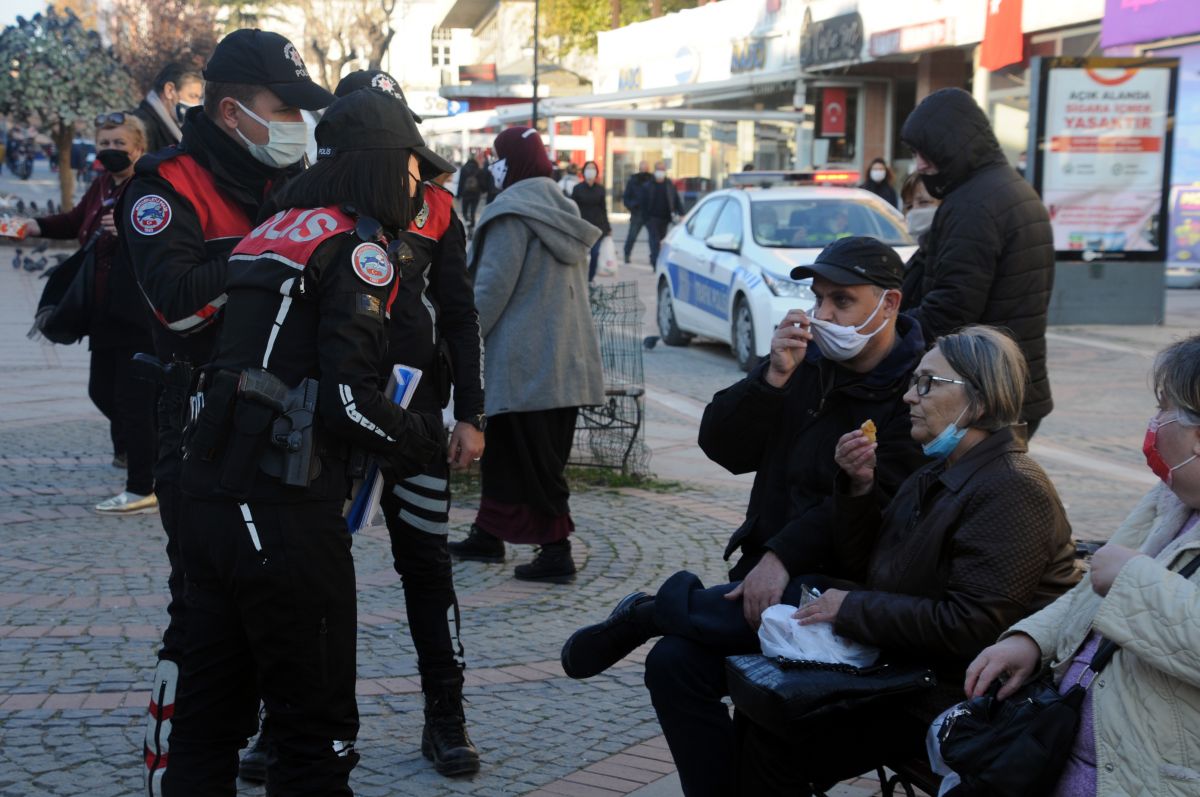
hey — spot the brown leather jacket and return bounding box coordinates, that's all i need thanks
[831,426,1078,677]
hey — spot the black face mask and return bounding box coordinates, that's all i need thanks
[96,149,133,173]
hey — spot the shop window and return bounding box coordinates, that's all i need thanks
[814,86,857,165]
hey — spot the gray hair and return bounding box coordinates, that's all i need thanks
[936,325,1027,431]
[1153,335,1200,427]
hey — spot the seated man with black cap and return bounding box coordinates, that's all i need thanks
[119,27,336,794]
[559,236,929,797]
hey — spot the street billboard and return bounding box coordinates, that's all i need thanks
[1028,57,1178,260]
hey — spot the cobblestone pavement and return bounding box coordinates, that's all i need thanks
[1,164,1199,795]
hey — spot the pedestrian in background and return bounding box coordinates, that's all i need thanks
[24,112,157,515]
[448,126,603,583]
[457,151,484,232]
[571,160,612,281]
[131,62,204,154]
[622,160,653,264]
[644,160,680,269]
[900,87,1054,436]
[899,170,941,301]
[860,157,898,209]
[558,162,581,197]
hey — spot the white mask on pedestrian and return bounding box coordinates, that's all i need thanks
[808,291,889,361]
[869,168,886,183]
[233,101,309,168]
[489,157,508,189]
[584,167,597,180]
[906,206,937,237]
[654,169,666,180]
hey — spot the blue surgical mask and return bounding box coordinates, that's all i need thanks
[922,407,970,460]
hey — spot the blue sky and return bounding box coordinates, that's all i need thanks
[3,0,51,28]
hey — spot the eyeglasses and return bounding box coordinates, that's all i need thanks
[95,112,127,127]
[909,373,966,396]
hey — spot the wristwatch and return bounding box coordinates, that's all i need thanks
[467,413,487,433]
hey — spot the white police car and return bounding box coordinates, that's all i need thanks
[654,172,917,370]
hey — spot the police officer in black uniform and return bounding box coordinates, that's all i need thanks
[333,70,486,777]
[119,28,333,793]
[163,88,445,796]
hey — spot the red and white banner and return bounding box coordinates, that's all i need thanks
[1042,66,1171,253]
[980,0,1023,72]
[821,88,847,137]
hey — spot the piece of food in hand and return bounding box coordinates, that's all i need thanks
[859,419,877,443]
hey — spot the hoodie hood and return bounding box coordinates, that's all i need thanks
[472,176,601,266]
[900,88,1006,199]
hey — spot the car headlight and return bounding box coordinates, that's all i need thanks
[761,270,811,298]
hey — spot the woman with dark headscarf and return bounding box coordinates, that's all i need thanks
[447,127,603,582]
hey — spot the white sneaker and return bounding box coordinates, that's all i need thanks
[94,491,158,515]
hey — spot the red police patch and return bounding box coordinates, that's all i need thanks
[130,195,172,236]
[351,243,394,287]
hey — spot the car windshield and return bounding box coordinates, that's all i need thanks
[750,198,912,248]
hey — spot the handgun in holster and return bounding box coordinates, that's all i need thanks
[237,369,321,488]
[132,352,195,430]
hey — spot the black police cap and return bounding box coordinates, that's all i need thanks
[790,236,905,290]
[315,88,448,176]
[203,29,334,111]
[325,78,456,177]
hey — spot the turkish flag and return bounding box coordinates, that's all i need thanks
[980,0,1023,71]
[821,88,847,137]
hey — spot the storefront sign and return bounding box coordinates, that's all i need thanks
[1101,0,1200,49]
[1168,184,1200,264]
[821,88,847,137]
[868,19,954,58]
[459,64,496,82]
[801,11,863,68]
[1030,57,1179,258]
[980,0,1023,72]
[731,38,768,74]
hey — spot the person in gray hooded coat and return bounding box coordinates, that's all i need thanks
[448,126,604,582]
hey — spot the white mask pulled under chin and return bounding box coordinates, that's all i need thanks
[808,291,889,361]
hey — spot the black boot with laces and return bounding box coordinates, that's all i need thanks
[421,678,480,777]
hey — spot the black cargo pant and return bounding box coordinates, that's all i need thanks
[163,497,359,797]
[88,346,157,494]
[155,384,188,662]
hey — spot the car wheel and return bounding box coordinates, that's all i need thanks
[731,296,756,372]
[657,279,693,346]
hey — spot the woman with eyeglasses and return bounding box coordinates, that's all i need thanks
[734,325,1078,795]
[22,111,158,515]
[965,334,1200,797]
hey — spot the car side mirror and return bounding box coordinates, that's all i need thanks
[705,233,740,253]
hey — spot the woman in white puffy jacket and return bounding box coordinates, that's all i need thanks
[967,333,1200,797]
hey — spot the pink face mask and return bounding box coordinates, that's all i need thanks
[1143,414,1198,486]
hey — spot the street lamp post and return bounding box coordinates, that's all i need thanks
[532,0,540,128]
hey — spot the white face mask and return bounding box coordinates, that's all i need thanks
[906,206,937,237]
[584,167,597,180]
[654,169,666,180]
[808,291,889,361]
[233,101,309,168]
[489,157,508,189]
[869,168,886,183]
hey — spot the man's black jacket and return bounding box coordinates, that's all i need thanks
[900,88,1054,423]
[698,315,928,580]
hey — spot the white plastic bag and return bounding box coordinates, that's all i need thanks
[598,234,618,277]
[757,603,880,668]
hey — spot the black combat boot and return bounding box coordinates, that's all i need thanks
[448,524,505,562]
[513,538,576,583]
[239,711,270,783]
[421,677,480,777]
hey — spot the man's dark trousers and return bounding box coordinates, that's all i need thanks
[644,571,839,797]
[163,498,359,796]
[624,209,647,263]
[646,216,670,268]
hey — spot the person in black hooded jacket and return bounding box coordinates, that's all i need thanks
[899,87,1054,435]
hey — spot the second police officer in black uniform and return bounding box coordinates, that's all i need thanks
[118,28,334,793]
[163,89,445,795]
[333,69,486,777]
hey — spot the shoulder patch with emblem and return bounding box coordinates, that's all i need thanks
[350,242,394,287]
[130,195,172,236]
[413,200,430,229]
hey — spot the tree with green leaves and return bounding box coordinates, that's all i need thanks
[0,6,138,210]
[543,0,694,59]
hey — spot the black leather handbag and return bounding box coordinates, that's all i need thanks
[34,232,98,345]
[726,654,938,732]
[938,553,1200,797]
